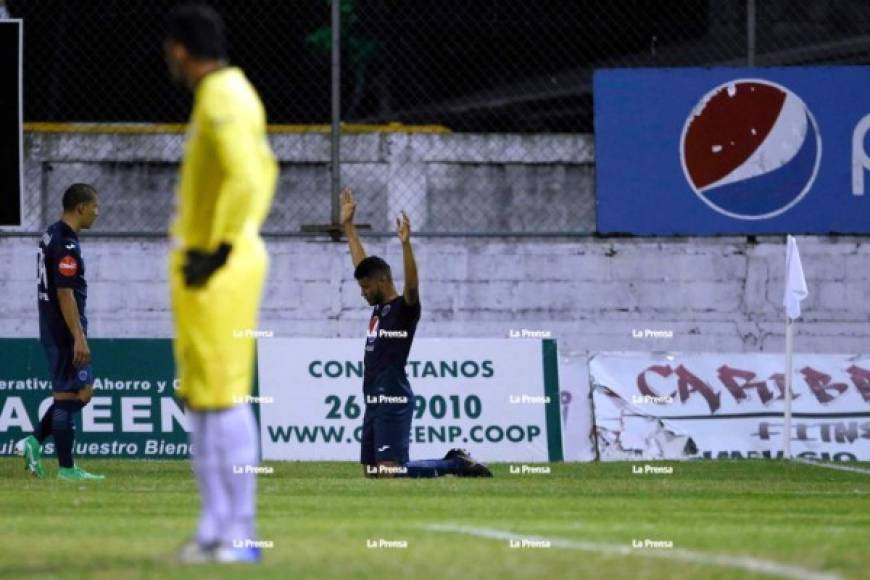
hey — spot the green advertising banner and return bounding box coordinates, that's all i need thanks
[0,339,191,459]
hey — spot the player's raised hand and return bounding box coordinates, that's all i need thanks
[396,210,411,244]
[340,187,356,226]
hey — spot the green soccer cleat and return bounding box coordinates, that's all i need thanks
[57,465,105,481]
[17,436,45,479]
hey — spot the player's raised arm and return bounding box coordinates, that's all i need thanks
[397,210,418,305]
[341,187,367,267]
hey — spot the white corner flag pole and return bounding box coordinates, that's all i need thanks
[782,235,808,460]
[783,316,794,459]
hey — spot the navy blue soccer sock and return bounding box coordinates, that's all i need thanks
[403,458,463,478]
[51,400,79,468]
[33,402,56,443]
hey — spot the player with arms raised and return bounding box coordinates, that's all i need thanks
[341,188,491,478]
[164,5,277,563]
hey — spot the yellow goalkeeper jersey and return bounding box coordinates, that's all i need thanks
[172,66,277,249]
[170,66,277,410]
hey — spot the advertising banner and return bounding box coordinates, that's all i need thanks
[558,350,596,462]
[595,67,870,235]
[0,339,190,459]
[589,352,870,461]
[258,338,563,462]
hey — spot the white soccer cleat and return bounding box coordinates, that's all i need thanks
[214,545,262,564]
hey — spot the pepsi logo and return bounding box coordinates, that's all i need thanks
[680,79,822,220]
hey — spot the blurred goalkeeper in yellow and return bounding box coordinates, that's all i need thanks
[164,5,276,564]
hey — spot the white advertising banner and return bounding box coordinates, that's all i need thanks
[589,352,870,461]
[257,338,563,462]
[557,351,596,462]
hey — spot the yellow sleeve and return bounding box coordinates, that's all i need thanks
[202,89,260,246]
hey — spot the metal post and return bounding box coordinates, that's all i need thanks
[747,0,756,66]
[303,1,370,237]
[783,316,793,459]
[330,0,341,227]
[303,1,369,237]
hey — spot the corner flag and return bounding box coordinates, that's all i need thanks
[783,235,808,320]
[782,235,808,459]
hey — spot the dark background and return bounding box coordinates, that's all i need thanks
[0,21,22,226]
[5,0,708,131]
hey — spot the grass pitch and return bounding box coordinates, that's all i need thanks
[0,459,868,579]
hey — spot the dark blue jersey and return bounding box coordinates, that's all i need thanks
[363,296,420,389]
[38,220,87,346]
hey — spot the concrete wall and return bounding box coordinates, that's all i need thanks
[3,130,865,356]
[1,234,866,355]
[13,131,594,235]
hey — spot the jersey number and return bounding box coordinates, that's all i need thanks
[37,247,48,290]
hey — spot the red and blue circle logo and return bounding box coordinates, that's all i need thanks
[680,79,822,220]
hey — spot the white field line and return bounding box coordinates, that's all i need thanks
[423,524,840,580]
[792,458,870,475]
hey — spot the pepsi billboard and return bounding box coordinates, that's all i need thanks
[594,67,870,235]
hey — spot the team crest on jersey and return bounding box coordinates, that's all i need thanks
[367,316,380,340]
[78,369,89,382]
[58,255,78,277]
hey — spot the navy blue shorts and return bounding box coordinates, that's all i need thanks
[360,367,413,465]
[42,344,93,393]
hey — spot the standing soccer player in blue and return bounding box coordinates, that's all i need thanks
[340,188,491,478]
[17,183,104,480]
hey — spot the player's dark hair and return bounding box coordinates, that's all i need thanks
[354,256,392,281]
[166,4,227,60]
[62,183,98,212]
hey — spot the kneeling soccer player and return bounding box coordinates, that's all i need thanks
[340,188,492,479]
[18,183,104,481]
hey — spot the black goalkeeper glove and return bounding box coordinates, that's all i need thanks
[183,243,232,288]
